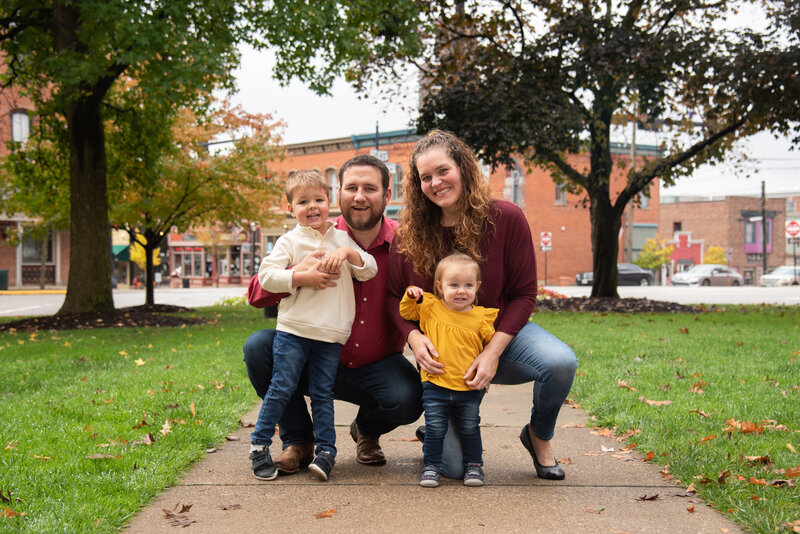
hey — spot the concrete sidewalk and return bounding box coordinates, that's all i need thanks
[125,383,743,533]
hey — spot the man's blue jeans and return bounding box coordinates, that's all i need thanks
[422,382,484,469]
[244,328,422,445]
[440,322,577,478]
[250,331,341,456]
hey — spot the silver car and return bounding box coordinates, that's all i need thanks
[759,265,800,286]
[671,264,743,286]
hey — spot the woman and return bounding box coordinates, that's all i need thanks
[387,129,577,480]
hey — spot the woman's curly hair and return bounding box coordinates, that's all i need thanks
[397,130,495,278]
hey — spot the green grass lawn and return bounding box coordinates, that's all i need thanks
[535,305,800,534]
[1,303,798,533]
[0,304,268,532]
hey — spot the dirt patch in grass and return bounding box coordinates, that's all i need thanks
[0,304,207,332]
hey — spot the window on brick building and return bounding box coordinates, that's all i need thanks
[554,183,566,205]
[673,222,682,233]
[21,231,53,264]
[391,163,403,201]
[744,221,756,244]
[11,110,31,146]
[637,193,649,209]
[325,168,338,207]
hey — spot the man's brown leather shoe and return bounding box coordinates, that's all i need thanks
[349,420,386,466]
[274,444,314,475]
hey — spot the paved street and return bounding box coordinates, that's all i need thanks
[1,285,798,317]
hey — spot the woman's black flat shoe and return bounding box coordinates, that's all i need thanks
[520,424,565,480]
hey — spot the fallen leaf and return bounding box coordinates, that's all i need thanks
[644,451,655,461]
[591,427,614,438]
[767,479,795,487]
[206,448,217,454]
[5,440,18,450]
[601,445,615,453]
[315,508,337,519]
[687,505,695,513]
[1,507,26,517]
[220,503,242,511]
[226,435,240,441]
[161,420,172,437]
[686,482,696,493]
[33,455,52,460]
[785,466,800,478]
[743,455,771,465]
[699,435,717,444]
[749,477,766,485]
[214,381,225,390]
[0,490,9,503]
[787,444,797,453]
[717,470,731,484]
[638,397,672,407]
[585,506,604,514]
[617,380,637,392]
[750,495,761,501]
[86,453,117,460]
[190,402,196,418]
[636,494,659,501]
[134,358,146,366]
[133,414,149,430]
[678,327,689,334]
[558,457,572,464]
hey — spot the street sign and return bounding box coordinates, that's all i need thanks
[787,220,800,238]
[540,231,552,248]
[370,149,389,162]
[540,245,552,252]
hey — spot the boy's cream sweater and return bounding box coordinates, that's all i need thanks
[258,222,377,344]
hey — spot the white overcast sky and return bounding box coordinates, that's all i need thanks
[230,46,799,199]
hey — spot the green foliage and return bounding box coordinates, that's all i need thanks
[0,306,270,532]
[704,245,727,265]
[536,306,800,533]
[355,0,800,297]
[635,236,674,271]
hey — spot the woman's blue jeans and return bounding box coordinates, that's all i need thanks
[440,322,577,478]
[250,331,341,456]
[422,382,485,469]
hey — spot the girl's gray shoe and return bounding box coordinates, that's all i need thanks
[420,465,440,488]
[463,463,484,486]
[250,448,277,481]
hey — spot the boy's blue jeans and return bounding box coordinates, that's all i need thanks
[250,331,340,457]
[422,381,485,469]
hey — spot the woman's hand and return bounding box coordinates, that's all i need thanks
[464,332,513,391]
[407,329,444,375]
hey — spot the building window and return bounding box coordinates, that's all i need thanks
[174,247,205,277]
[21,231,53,264]
[554,183,566,205]
[673,222,682,233]
[744,221,756,244]
[390,163,403,201]
[11,110,31,146]
[637,193,649,209]
[325,168,338,206]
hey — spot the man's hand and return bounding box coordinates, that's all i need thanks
[407,330,444,375]
[293,249,326,272]
[406,286,424,300]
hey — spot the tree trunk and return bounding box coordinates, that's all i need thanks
[142,229,165,307]
[57,98,114,314]
[589,197,622,298]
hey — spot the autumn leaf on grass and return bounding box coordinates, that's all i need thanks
[638,397,672,407]
[161,420,172,437]
[689,380,707,394]
[315,508,337,519]
[86,453,118,460]
[784,466,800,478]
[678,327,689,334]
[689,409,713,417]
[33,455,52,460]
[643,451,655,462]
[617,380,636,392]
[214,381,225,390]
[190,402,196,418]
[1,507,26,517]
[743,455,771,465]
[591,428,614,438]
[717,470,731,484]
[749,477,766,485]
[134,358,146,366]
[699,435,717,445]
[132,414,149,430]
[5,440,18,450]
[724,419,764,435]
[786,444,797,453]
[119,350,128,357]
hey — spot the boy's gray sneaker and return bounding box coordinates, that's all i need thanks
[463,463,485,486]
[308,451,335,481]
[419,465,440,488]
[250,448,277,481]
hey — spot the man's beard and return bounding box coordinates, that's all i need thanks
[343,203,385,232]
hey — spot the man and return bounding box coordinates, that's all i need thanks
[244,154,422,474]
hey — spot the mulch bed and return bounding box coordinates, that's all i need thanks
[535,297,704,314]
[0,304,208,332]
[0,298,705,333]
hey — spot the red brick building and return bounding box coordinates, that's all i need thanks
[660,196,787,284]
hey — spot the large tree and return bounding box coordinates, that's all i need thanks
[107,91,284,306]
[352,0,799,297]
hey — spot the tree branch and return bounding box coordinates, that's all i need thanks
[538,147,589,189]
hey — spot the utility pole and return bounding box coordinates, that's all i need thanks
[626,105,636,263]
[761,181,768,279]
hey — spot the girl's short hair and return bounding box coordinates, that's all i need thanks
[285,169,328,203]
[433,252,481,299]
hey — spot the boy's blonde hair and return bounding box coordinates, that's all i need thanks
[285,169,329,203]
[433,252,482,300]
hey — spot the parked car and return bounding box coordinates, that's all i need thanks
[671,264,743,286]
[759,265,800,286]
[575,263,654,286]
